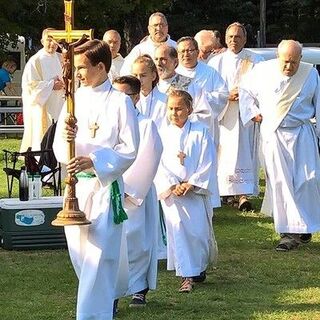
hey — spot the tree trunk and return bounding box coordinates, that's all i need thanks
[123,12,145,55]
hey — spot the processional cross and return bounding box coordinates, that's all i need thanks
[51,0,93,226]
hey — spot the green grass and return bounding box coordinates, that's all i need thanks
[1,139,320,320]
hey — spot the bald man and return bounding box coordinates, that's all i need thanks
[239,40,320,251]
[103,29,124,81]
[194,30,225,63]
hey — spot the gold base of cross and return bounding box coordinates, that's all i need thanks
[52,198,91,226]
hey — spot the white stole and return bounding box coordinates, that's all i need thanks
[263,62,313,136]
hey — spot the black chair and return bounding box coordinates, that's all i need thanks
[3,148,62,198]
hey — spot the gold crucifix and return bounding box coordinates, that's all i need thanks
[51,0,93,227]
[89,122,99,138]
[177,151,186,165]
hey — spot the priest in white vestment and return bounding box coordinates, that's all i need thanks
[120,12,176,76]
[103,30,124,82]
[207,22,263,210]
[113,76,163,307]
[239,40,320,251]
[155,44,214,135]
[175,36,228,147]
[155,90,218,293]
[53,40,140,320]
[20,28,65,152]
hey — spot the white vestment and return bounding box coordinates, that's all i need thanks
[155,120,218,277]
[136,85,168,130]
[120,35,177,75]
[108,54,124,83]
[239,59,320,234]
[175,61,228,146]
[123,114,163,295]
[53,80,140,320]
[208,49,264,196]
[20,48,65,152]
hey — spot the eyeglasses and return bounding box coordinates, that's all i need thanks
[149,23,167,29]
[178,49,197,55]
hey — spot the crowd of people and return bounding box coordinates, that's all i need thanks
[19,11,320,320]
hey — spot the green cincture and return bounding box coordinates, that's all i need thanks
[110,180,128,225]
[76,172,128,225]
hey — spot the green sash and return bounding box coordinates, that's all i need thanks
[76,172,128,224]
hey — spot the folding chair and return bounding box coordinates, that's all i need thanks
[3,148,62,198]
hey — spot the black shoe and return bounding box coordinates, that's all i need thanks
[129,293,146,307]
[238,197,252,211]
[192,271,206,283]
[299,233,312,243]
[113,299,119,318]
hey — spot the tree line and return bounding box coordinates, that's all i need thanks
[0,0,319,60]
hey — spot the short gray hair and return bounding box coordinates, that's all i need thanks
[148,12,168,26]
[226,22,247,38]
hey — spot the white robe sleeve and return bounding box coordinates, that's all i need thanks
[120,45,142,76]
[155,158,181,200]
[52,102,68,164]
[123,119,163,206]
[189,86,213,129]
[313,71,320,138]
[90,101,140,187]
[188,128,215,195]
[239,69,261,127]
[205,72,229,119]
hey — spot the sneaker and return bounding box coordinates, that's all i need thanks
[113,299,119,318]
[129,293,146,307]
[299,233,312,243]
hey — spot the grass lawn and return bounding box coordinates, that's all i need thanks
[1,138,320,320]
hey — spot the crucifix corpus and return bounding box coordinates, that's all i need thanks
[51,0,93,226]
[177,151,186,165]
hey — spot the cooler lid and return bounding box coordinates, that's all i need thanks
[0,196,63,209]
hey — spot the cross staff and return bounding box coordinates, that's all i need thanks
[51,0,93,226]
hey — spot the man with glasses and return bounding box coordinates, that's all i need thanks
[121,12,176,75]
[175,36,228,149]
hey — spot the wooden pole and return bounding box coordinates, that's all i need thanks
[260,0,266,47]
[49,0,93,226]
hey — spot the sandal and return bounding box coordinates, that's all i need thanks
[179,277,194,293]
[275,238,299,252]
